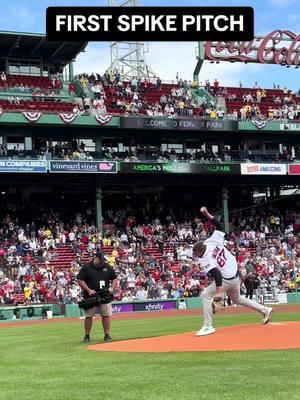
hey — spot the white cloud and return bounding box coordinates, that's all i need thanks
[74,43,110,75]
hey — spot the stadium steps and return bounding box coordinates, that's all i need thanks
[36,246,89,270]
[192,87,226,111]
[36,243,175,270]
[74,78,94,99]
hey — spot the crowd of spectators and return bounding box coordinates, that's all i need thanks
[1,139,299,165]
[72,72,109,116]
[102,145,221,163]
[267,105,300,121]
[1,71,300,122]
[74,70,223,118]
[51,140,94,161]
[74,72,300,121]
[215,85,300,121]
[238,104,300,122]
[1,203,300,307]
[1,72,62,95]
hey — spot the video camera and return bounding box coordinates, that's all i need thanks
[78,289,114,310]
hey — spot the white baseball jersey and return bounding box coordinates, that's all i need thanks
[197,230,238,279]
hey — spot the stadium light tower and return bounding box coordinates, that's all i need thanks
[107,0,156,80]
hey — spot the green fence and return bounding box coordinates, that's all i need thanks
[0,304,55,321]
[0,297,204,322]
[287,293,300,304]
[185,297,203,309]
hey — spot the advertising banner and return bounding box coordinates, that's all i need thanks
[112,303,134,314]
[241,163,287,175]
[205,30,300,67]
[0,160,47,173]
[49,161,117,174]
[239,121,300,132]
[201,164,240,174]
[120,117,238,131]
[120,162,240,175]
[280,123,300,132]
[288,165,300,175]
[133,300,177,312]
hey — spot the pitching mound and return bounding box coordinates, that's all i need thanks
[88,322,300,353]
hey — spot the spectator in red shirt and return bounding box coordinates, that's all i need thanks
[214,78,219,94]
[54,79,62,90]
[69,82,75,95]
[152,269,161,281]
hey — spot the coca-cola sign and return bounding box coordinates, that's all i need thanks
[205,30,300,66]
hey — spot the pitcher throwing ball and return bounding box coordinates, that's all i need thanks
[193,207,273,336]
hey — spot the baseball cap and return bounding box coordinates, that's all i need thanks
[94,251,106,260]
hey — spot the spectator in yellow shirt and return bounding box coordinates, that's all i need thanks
[268,107,274,119]
[107,255,116,268]
[72,150,80,159]
[210,109,217,119]
[103,237,111,247]
[44,228,52,239]
[112,249,118,258]
[125,103,132,112]
[24,282,34,301]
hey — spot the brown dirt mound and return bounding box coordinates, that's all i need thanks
[88,322,300,353]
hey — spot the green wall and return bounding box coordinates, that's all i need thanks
[287,293,300,304]
[185,297,203,309]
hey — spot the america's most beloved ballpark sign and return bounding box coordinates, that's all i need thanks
[205,30,300,66]
[120,162,241,174]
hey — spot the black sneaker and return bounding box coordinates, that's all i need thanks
[83,335,91,343]
[104,334,112,342]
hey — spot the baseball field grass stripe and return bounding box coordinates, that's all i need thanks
[1,312,300,400]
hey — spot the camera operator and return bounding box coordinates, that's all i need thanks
[77,252,118,343]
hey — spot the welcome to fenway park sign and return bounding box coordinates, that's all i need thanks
[121,117,237,131]
[205,30,300,66]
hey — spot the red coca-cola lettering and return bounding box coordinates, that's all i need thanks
[285,32,300,64]
[205,30,300,66]
[238,39,256,56]
[257,30,283,63]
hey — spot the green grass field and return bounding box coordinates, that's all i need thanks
[1,311,300,400]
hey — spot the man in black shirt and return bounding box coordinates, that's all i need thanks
[77,252,118,343]
[244,273,255,300]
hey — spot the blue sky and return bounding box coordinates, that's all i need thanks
[0,0,300,89]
